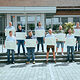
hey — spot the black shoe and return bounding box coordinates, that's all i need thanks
[12,62,15,64]
[7,62,10,64]
[75,49,77,52]
[42,50,44,52]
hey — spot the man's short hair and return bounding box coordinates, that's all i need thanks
[49,28,52,32]
[9,31,12,33]
[28,30,32,33]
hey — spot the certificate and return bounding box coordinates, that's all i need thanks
[45,37,56,46]
[35,30,45,37]
[5,41,16,50]
[16,32,26,40]
[56,33,66,41]
[25,39,37,47]
[65,38,76,46]
[74,29,80,36]
[5,28,15,36]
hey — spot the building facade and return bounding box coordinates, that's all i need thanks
[0,0,80,36]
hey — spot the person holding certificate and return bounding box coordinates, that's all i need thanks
[26,31,35,64]
[74,22,80,51]
[5,22,15,36]
[4,31,16,64]
[66,29,75,62]
[56,25,65,55]
[46,29,56,63]
[35,22,44,52]
[16,24,25,56]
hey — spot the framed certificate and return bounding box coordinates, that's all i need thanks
[5,41,16,50]
[25,39,37,47]
[65,38,76,46]
[35,30,45,37]
[45,37,56,46]
[16,32,26,40]
[5,28,15,36]
[74,29,80,36]
[56,33,66,41]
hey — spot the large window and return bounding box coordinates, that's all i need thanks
[17,16,26,30]
[46,18,52,31]
[61,17,68,24]
[73,17,80,25]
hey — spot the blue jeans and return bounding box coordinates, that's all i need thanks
[37,37,44,51]
[67,46,74,61]
[75,37,80,50]
[27,48,35,62]
[7,49,15,63]
[17,40,25,55]
[57,42,64,48]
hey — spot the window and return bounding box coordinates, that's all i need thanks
[61,17,68,24]
[73,17,80,25]
[17,16,26,30]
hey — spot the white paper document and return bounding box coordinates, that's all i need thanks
[5,28,15,36]
[5,41,16,50]
[35,30,45,37]
[25,39,37,47]
[45,37,56,46]
[74,29,80,36]
[16,32,26,40]
[65,38,76,46]
[56,33,66,41]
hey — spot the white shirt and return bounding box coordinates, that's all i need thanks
[6,26,15,30]
[67,34,74,38]
[6,35,16,41]
[46,33,55,38]
[35,26,44,30]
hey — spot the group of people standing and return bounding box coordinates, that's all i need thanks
[4,21,80,64]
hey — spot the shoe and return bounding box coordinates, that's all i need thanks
[33,61,35,64]
[7,62,10,64]
[54,59,56,63]
[67,60,69,63]
[46,60,48,64]
[62,53,64,56]
[56,53,58,56]
[42,50,44,52]
[12,62,15,64]
[26,62,30,64]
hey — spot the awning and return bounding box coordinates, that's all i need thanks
[0,7,56,13]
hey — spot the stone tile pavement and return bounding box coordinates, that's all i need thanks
[0,62,80,80]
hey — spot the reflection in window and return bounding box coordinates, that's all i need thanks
[17,16,26,30]
[73,17,80,25]
[46,18,52,31]
[61,17,68,24]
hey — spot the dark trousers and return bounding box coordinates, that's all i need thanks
[7,49,15,63]
[17,40,25,55]
[27,48,35,62]
[37,37,44,51]
[67,46,74,61]
[75,37,80,50]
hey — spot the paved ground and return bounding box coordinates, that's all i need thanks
[0,62,80,80]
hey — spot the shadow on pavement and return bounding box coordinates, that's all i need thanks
[10,64,27,68]
[31,63,47,67]
[54,63,69,67]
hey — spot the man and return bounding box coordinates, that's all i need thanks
[66,29,75,62]
[16,24,25,56]
[35,22,44,52]
[56,25,65,55]
[26,31,35,64]
[5,22,15,36]
[4,31,16,64]
[75,22,80,51]
[46,29,56,63]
